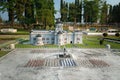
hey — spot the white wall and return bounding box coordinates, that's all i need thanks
[30,31,83,45]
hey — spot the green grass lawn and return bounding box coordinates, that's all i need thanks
[12,35,120,49]
[16,44,59,48]
[0,35,119,57]
[0,51,9,57]
[81,35,120,49]
[104,41,120,49]
[17,30,29,34]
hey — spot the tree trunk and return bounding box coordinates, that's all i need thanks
[9,9,14,26]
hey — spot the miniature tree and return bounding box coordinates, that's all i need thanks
[115,33,119,37]
[103,33,108,37]
[100,39,104,45]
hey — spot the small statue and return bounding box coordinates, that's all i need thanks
[63,47,67,56]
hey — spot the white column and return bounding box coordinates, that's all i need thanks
[107,5,110,15]
[97,1,102,24]
[81,0,84,24]
[54,33,57,44]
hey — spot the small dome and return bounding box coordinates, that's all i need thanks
[57,31,63,34]
[36,34,42,37]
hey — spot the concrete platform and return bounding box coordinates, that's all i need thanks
[0,48,120,80]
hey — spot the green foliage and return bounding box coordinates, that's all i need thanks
[60,0,68,22]
[50,26,55,30]
[103,33,108,37]
[61,0,81,22]
[24,0,34,24]
[82,35,120,49]
[15,35,120,49]
[84,0,100,23]
[60,0,109,23]
[0,51,9,57]
[0,38,16,40]
[115,33,120,37]
[15,0,25,23]
[46,26,50,30]
[0,16,2,23]
[35,0,55,29]
[99,40,104,45]
[16,44,58,48]
[109,3,120,23]
[68,3,78,22]
[19,39,29,44]
[0,0,55,28]
[104,40,120,49]
[100,1,109,24]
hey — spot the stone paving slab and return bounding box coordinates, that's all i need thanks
[0,48,120,80]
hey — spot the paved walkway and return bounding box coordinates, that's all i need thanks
[0,48,120,80]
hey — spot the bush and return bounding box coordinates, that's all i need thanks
[115,33,119,37]
[0,51,9,57]
[99,40,104,45]
[103,33,108,37]
[0,38,16,40]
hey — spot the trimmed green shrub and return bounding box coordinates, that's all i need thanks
[99,40,104,45]
[115,33,119,37]
[103,33,108,37]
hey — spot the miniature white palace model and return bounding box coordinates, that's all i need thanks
[30,20,82,45]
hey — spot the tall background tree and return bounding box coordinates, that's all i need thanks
[35,0,55,29]
[24,0,35,25]
[75,0,81,22]
[100,1,109,24]
[60,0,115,25]
[60,0,81,22]
[68,2,76,22]
[15,0,25,23]
[0,0,55,29]
[84,0,100,23]
[110,3,120,23]
[60,0,68,22]
[0,0,120,29]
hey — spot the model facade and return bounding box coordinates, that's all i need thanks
[30,21,82,45]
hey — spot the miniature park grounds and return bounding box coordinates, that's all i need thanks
[0,28,120,80]
[0,0,120,79]
[0,48,120,80]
